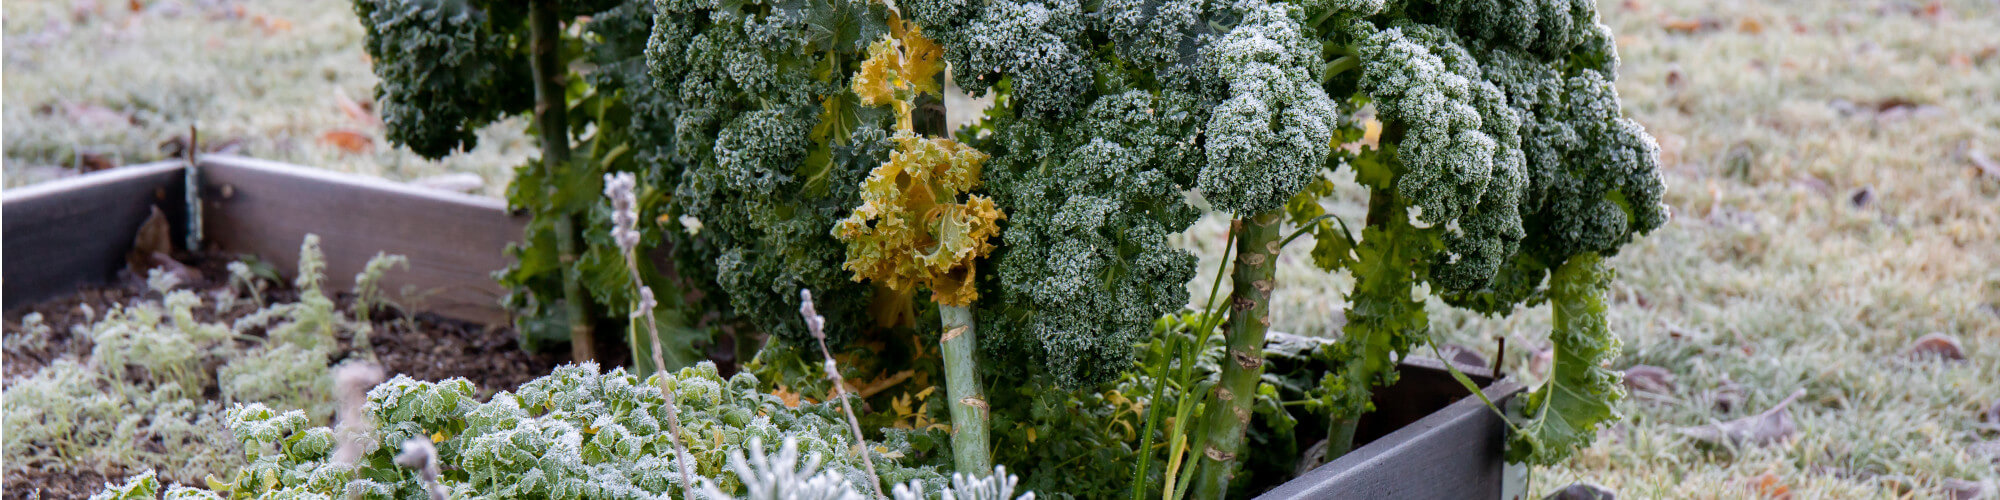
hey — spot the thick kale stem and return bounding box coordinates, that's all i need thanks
[528,0,595,362]
[1190,210,1282,498]
[939,304,993,474]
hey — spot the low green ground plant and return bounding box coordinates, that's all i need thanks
[3,236,400,488]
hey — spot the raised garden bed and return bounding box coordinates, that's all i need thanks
[5,158,1531,498]
[1259,357,1525,499]
[3,155,522,325]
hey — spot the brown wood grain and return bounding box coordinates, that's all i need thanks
[196,155,524,326]
[3,162,188,310]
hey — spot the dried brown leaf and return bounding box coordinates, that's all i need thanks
[1621,364,1676,396]
[321,129,374,153]
[1681,389,1805,446]
[125,205,174,274]
[1903,332,1965,361]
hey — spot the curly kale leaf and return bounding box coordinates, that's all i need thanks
[978,91,1204,389]
[646,0,895,345]
[352,0,533,159]
[951,0,1094,118]
[1506,252,1622,465]
[835,133,1005,307]
[1196,2,1340,215]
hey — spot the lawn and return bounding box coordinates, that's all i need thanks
[4,0,1997,497]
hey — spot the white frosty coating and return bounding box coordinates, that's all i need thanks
[1195,1,1338,215]
[395,438,447,500]
[692,436,1037,500]
[605,172,644,252]
[891,465,1037,500]
[331,362,385,465]
[680,214,705,235]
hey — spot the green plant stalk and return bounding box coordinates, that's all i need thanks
[528,0,595,363]
[1132,229,1237,500]
[939,303,991,473]
[1190,210,1283,498]
[1325,186,1417,461]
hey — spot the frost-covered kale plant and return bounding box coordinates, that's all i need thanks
[898,0,1664,495]
[352,0,709,366]
[4,236,400,489]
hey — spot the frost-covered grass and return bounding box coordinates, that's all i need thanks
[0,0,532,196]
[5,0,1997,497]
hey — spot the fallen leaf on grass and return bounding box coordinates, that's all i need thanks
[1903,332,1965,361]
[63,102,135,128]
[1967,148,1999,179]
[1849,186,1873,208]
[334,88,380,127]
[1969,440,2000,463]
[1661,16,1721,34]
[1681,388,1805,446]
[251,14,291,34]
[1621,365,1676,396]
[321,129,374,153]
[1943,479,1989,500]
[1744,471,1792,499]
[1736,17,1764,34]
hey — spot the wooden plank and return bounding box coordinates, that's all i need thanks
[3,162,188,310]
[197,155,525,326]
[1258,359,1523,500]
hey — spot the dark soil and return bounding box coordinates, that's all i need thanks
[2,253,563,499]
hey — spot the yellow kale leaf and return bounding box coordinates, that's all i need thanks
[850,20,945,131]
[853,38,900,108]
[835,133,1004,307]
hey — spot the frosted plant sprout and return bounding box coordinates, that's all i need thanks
[3,235,398,488]
[607,170,700,497]
[104,362,952,497]
[696,437,1035,500]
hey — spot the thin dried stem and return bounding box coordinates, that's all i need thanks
[605,172,698,497]
[800,289,885,499]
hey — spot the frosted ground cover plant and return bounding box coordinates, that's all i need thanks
[2,236,393,491]
[97,362,964,498]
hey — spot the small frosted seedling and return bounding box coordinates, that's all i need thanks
[605,171,698,497]
[395,437,447,500]
[697,437,864,500]
[890,465,1035,500]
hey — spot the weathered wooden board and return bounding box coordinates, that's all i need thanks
[196,155,525,326]
[3,161,189,309]
[1258,358,1523,500]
